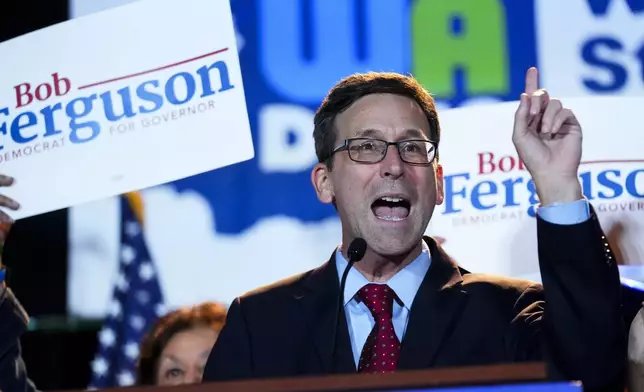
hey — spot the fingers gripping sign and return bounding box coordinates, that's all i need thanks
[0,175,20,257]
[512,67,584,206]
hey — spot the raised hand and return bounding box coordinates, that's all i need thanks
[512,67,583,206]
[0,175,19,252]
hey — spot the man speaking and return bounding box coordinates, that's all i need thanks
[203,68,626,390]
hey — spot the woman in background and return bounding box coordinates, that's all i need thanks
[630,305,644,392]
[137,301,227,386]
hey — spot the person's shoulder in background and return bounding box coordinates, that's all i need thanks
[629,304,644,392]
[0,286,39,392]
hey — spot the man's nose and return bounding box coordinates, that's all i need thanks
[380,145,404,179]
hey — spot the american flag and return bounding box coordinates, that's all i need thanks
[89,193,166,389]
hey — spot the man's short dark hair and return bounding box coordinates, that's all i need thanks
[313,72,440,170]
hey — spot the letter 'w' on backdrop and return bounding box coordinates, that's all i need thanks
[0,0,253,220]
[424,96,644,283]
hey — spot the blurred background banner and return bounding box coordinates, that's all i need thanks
[425,96,644,281]
[66,0,644,318]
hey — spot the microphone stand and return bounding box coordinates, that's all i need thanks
[330,238,366,372]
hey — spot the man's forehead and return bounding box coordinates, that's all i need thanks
[349,128,427,139]
[334,94,430,138]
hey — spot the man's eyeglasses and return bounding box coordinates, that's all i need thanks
[329,138,438,165]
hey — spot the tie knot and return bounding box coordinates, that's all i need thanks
[357,283,395,316]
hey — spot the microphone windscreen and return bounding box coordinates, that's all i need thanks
[347,238,367,262]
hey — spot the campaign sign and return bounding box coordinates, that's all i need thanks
[0,0,253,220]
[425,96,644,281]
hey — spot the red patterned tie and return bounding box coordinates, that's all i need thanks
[356,283,401,373]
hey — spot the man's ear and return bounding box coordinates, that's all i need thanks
[435,164,444,205]
[311,163,335,204]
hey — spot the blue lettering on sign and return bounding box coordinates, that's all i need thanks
[584,0,644,16]
[581,169,644,198]
[0,60,234,150]
[580,0,644,93]
[581,37,644,93]
[443,173,538,216]
[258,0,408,104]
[442,168,644,218]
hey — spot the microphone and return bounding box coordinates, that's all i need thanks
[331,237,367,369]
[341,238,367,305]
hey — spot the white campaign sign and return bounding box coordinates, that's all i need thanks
[425,96,644,282]
[0,0,253,219]
[535,0,644,97]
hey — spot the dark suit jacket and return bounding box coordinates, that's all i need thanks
[0,286,38,392]
[203,209,627,390]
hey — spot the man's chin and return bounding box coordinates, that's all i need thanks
[357,215,426,257]
[367,236,422,259]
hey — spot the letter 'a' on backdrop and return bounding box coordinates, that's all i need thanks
[424,96,644,282]
[0,0,254,220]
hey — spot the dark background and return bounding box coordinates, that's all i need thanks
[1,2,99,389]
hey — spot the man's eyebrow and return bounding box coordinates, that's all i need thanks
[352,128,380,138]
[401,128,426,139]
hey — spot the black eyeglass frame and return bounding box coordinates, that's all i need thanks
[326,137,439,165]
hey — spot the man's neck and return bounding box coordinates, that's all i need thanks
[342,241,423,283]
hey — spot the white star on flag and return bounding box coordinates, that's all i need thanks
[121,245,136,264]
[124,341,140,360]
[109,299,122,318]
[139,262,155,281]
[118,371,135,386]
[116,273,129,292]
[130,315,145,331]
[99,328,116,347]
[156,303,167,317]
[91,357,108,376]
[125,221,140,237]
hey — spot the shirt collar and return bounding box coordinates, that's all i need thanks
[335,242,431,310]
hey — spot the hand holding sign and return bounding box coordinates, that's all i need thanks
[512,67,583,206]
[0,175,18,260]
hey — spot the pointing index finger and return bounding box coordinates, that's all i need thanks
[525,67,539,95]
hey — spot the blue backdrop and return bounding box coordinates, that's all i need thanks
[171,0,642,235]
[172,0,542,234]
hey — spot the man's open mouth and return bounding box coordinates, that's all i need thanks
[371,196,411,221]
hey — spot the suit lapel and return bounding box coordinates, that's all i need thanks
[398,237,468,370]
[290,238,466,373]
[293,252,356,374]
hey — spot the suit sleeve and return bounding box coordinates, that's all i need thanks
[536,204,626,390]
[0,287,39,392]
[202,297,253,382]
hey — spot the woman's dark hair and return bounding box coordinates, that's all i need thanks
[136,301,227,385]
